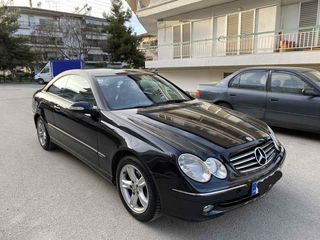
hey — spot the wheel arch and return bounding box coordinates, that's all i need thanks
[111,149,140,185]
[214,100,233,109]
[34,113,40,126]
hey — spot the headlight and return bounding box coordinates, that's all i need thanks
[268,126,280,151]
[205,158,227,179]
[178,154,211,183]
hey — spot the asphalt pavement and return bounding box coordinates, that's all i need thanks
[0,84,319,240]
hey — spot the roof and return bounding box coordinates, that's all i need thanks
[64,68,150,77]
[10,6,105,22]
[240,66,315,73]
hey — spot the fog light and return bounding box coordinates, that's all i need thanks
[203,205,214,214]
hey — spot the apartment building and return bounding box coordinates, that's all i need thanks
[127,0,320,90]
[138,33,158,60]
[12,6,108,69]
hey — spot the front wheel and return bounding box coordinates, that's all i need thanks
[37,78,44,84]
[116,156,161,222]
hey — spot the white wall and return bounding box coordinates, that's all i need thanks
[158,68,233,91]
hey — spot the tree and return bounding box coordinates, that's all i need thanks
[0,5,37,74]
[103,0,145,68]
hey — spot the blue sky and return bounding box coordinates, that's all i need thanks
[12,0,146,34]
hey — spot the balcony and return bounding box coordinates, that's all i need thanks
[144,26,320,69]
[129,0,234,33]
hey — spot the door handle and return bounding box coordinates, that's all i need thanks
[230,94,237,97]
[53,105,61,111]
[270,98,279,102]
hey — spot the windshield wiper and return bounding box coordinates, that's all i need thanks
[151,99,189,106]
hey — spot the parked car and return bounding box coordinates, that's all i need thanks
[34,59,83,84]
[197,67,320,133]
[32,69,285,222]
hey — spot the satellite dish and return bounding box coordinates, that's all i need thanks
[37,2,42,8]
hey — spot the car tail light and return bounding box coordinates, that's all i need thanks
[195,90,200,98]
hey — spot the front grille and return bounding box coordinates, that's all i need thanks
[229,140,277,173]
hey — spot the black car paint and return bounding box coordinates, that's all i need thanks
[33,70,285,220]
[198,67,320,133]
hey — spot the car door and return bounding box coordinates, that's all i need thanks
[265,71,320,131]
[47,74,99,166]
[227,70,268,119]
[45,75,69,141]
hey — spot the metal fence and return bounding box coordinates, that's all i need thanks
[142,25,320,61]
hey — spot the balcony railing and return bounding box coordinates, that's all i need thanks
[143,25,320,61]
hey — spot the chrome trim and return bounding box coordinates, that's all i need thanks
[230,150,255,162]
[237,161,258,170]
[230,140,278,173]
[233,156,256,166]
[98,152,106,158]
[172,184,247,197]
[48,123,106,158]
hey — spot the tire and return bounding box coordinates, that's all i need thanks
[38,79,44,84]
[217,102,232,109]
[36,117,56,150]
[116,156,161,222]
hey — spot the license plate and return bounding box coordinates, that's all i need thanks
[251,182,259,196]
[251,171,282,196]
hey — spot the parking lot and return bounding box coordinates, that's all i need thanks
[0,84,319,240]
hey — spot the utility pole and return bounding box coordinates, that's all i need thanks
[29,0,32,8]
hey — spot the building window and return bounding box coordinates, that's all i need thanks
[173,23,191,59]
[225,10,255,55]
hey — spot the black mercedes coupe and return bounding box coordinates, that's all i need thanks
[32,69,286,222]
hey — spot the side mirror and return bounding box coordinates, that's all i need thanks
[69,101,96,114]
[302,88,320,96]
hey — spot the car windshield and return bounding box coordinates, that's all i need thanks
[96,74,191,110]
[303,70,320,87]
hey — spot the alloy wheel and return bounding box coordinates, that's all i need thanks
[119,164,149,214]
[37,118,47,146]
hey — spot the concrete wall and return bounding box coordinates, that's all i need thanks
[158,68,237,91]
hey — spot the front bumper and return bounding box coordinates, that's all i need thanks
[160,147,286,221]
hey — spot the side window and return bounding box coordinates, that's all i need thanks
[41,67,49,74]
[63,75,96,105]
[47,76,68,96]
[229,75,240,88]
[239,71,268,91]
[271,72,311,95]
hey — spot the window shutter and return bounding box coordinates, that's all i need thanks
[227,14,239,55]
[240,11,254,54]
[227,14,239,37]
[299,1,317,28]
[299,1,318,47]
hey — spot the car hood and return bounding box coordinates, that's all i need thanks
[111,100,269,151]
